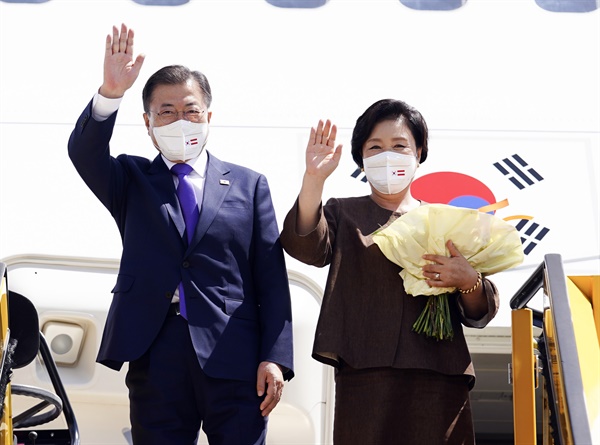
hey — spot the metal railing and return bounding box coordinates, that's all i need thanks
[510,253,599,445]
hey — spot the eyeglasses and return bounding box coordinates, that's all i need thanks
[150,109,207,125]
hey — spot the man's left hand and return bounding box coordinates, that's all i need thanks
[256,361,284,417]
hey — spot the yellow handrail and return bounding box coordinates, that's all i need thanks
[511,255,599,445]
[565,276,600,442]
[544,307,573,444]
[569,275,600,346]
[0,263,12,444]
[511,308,537,444]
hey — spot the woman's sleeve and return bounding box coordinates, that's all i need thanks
[280,197,334,267]
[456,278,500,328]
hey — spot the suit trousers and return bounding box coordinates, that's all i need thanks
[333,363,475,445]
[126,313,267,445]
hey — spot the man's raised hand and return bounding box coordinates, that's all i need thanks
[99,24,146,99]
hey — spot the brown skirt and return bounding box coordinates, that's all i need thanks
[333,364,475,445]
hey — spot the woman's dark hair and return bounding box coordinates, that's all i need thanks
[351,99,429,168]
[142,65,212,112]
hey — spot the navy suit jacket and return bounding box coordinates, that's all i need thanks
[68,100,294,382]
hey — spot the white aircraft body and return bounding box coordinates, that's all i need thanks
[1,0,598,443]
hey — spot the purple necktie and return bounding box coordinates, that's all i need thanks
[171,163,199,319]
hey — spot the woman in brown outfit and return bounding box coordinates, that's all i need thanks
[280,99,500,444]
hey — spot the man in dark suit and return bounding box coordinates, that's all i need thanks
[68,24,294,445]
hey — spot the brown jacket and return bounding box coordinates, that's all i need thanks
[280,196,499,386]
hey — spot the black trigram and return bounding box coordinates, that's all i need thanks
[494,154,544,190]
[515,219,550,255]
[351,168,368,183]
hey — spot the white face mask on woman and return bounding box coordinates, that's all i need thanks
[362,151,418,195]
[153,120,209,162]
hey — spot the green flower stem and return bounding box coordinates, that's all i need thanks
[412,293,454,341]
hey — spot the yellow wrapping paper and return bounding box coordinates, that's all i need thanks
[372,204,525,297]
[372,204,525,340]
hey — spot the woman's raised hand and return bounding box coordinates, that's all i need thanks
[296,120,343,234]
[99,24,146,99]
[305,119,343,181]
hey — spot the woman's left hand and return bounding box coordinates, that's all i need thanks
[422,240,479,291]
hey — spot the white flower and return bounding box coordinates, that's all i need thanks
[372,203,524,340]
[372,203,524,297]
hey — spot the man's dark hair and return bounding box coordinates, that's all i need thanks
[142,65,212,112]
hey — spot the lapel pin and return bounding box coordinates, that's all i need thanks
[219,179,230,186]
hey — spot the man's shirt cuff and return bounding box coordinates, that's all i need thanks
[92,92,123,122]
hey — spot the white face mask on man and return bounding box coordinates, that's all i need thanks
[362,151,418,195]
[153,120,209,162]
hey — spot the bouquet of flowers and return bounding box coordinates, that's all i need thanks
[372,203,524,340]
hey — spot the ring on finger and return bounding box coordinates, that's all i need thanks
[435,273,440,280]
